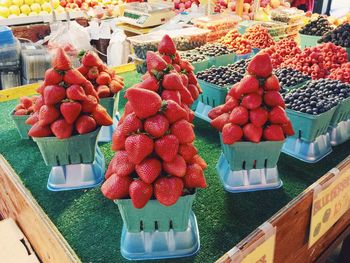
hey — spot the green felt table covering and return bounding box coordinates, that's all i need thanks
[1,70,350,263]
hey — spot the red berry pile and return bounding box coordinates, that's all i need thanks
[281,42,348,79]
[242,24,275,49]
[27,48,115,139]
[329,62,350,84]
[208,53,294,145]
[13,96,38,116]
[101,35,207,209]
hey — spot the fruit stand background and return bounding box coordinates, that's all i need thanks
[1,70,350,263]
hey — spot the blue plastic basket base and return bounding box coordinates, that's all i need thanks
[194,101,212,122]
[47,147,105,191]
[120,211,200,261]
[216,153,283,193]
[98,113,120,143]
[329,119,350,146]
[282,133,332,163]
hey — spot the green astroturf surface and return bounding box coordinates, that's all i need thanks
[1,71,350,263]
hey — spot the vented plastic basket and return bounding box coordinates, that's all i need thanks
[300,34,321,49]
[197,79,228,108]
[208,53,235,67]
[115,193,195,233]
[99,93,120,118]
[193,60,210,73]
[10,111,31,139]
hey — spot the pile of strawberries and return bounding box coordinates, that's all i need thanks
[208,53,294,145]
[77,52,124,99]
[13,96,38,116]
[242,25,275,50]
[329,62,350,84]
[261,38,301,68]
[101,35,207,209]
[218,29,252,55]
[26,48,115,139]
[281,43,348,79]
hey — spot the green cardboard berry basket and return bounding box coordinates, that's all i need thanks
[193,59,210,73]
[329,97,350,128]
[99,92,120,117]
[219,134,284,171]
[286,107,337,142]
[197,79,228,108]
[115,193,196,233]
[10,110,31,139]
[299,34,321,49]
[346,48,350,61]
[208,53,235,68]
[32,128,101,166]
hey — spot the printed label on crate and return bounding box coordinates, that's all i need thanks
[309,168,350,247]
[227,223,276,263]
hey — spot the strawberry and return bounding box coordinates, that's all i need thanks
[101,174,132,200]
[125,134,154,164]
[264,74,280,91]
[87,67,99,80]
[33,95,44,112]
[106,150,135,179]
[14,109,27,115]
[162,73,184,90]
[263,125,285,141]
[82,81,99,99]
[250,107,268,127]
[129,180,153,209]
[44,68,63,85]
[82,51,102,67]
[125,88,162,119]
[222,123,243,144]
[120,113,142,136]
[36,83,45,95]
[158,34,176,55]
[43,85,66,105]
[228,83,242,99]
[66,85,87,101]
[60,102,82,124]
[155,134,179,162]
[162,100,188,123]
[247,52,272,78]
[173,63,181,72]
[96,72,112,85]
[144,114,169,138]
[257,88,264,96]
[50,119,73,139]
[154,176,183,206]
[264,91,285,108]
[178,143,198,162]
[180,74,188,87]
[161,90,181,105]
[97,85,111,98]
[243,123,263,143]
[25,112,39,125]
[81,95,98,113]
[77,65,89,75]
[237,75,259,95]
[28,123,52,137]
[52,48,71,71]
[161,55,172,64]
[189,155,207,170]
[229,106,249,125]
[184,164,207,189]
[38,105,60,126]
[187,71,198,85]
[171,120,195,144]
[109,80,123,94]
[146,51,168,74]
[111,125,126,151]
[162,154,186,177]
[208,105,224,120]
[135,158,161,184]
[92,105,113,126]
[222,98,239,112]
[188,84,199,100]
[281,120,294,136]
[241,93,262,110]
[173,52,181,64]
[211,113,229,132]
[63,69,86,85]
[138,76,159,92]
[75,115,97,134]
[179,88,194,105]
[15,104,25,111]
[20,96,32,108]
[269,106,288,124]
[180,60,194,72]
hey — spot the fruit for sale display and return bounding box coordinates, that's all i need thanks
[274,67,311,90]
[284,79,350,115]
[328,62,350,84]
[193,43,233,57]
[102,35,207,209]
[299,16,334,36]
[196,65,244,87]
[242,24,275,49]
[180,51,207,64]
[27,48,114,139]
[218,29,252,55]
[318,23,350,48]
[208,52,294,144]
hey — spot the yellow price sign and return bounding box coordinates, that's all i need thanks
[309,168,350,247]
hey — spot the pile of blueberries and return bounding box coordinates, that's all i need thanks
[180,52,207,63]
[299,16,333,36]
[284,79,350,115]
[227,58,252,75]
[194,43,233,57]
[319,23,350,48]
[196,65,244,87]
[274,68,311,93]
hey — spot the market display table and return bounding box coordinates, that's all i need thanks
[1,70,350,263]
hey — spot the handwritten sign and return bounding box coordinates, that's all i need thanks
[309,169,350,247]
